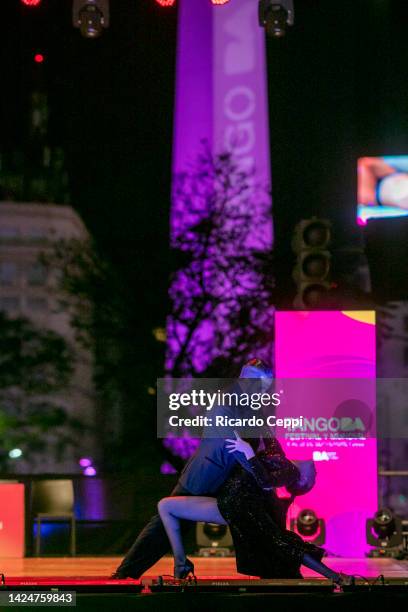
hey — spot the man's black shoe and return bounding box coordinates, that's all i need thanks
[110,571,132,580]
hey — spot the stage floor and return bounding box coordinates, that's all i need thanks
[0,556,407,583]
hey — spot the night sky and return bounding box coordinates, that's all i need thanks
[1,0,177,336]
[2,0,408,342]
[266,0,408,300]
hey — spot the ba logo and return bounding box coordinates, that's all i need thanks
[313,451,330,462]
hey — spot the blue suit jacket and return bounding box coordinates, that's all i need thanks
[178,437,243,495]
[178,385,262,494]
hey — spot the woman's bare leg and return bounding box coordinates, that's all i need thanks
[158,497,348,583]
[157,496,226,567]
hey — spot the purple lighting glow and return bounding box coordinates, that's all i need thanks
[83,466,97,477]
[79,457,92,468]
[160,461,178,475]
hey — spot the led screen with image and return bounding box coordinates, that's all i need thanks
[357,156,408,225]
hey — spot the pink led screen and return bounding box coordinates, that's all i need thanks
[275,311,377,557]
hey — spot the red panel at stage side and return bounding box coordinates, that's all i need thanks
[4,577,141,586]
[0,484,25,558]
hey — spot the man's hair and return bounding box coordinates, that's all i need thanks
[244,358,273,377]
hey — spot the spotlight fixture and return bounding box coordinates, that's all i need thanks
[196,522,233,557]
[211,0,231,5]
[290,509,326,546]
[366,508,403,552]
[258,0,294,38]
[73,0,109,39]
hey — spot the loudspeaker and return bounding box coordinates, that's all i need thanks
[364,217,408,302]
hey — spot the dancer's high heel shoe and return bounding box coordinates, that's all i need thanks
[174,558,195,579]
[334,572,355,588]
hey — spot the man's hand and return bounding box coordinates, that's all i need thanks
[225,431,255,460]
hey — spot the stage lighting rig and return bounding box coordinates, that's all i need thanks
[366,508,404,554]
[290,509,326,546]
[258,0,294,38]
[73,0,109,39]
[196,522,233,557]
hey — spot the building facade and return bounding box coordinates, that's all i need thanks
[0,201,95,473]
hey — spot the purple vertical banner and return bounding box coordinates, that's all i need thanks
[173,0,272,171]
[172,0,213,183]
[172,0,271,237]
[169,0,273,376]
[213,0,272,248]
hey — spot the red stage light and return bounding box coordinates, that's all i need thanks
[155,0,176,6]
[21,0,42,6]
[34,53,44,63]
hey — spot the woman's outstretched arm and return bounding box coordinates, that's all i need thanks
[158,496,226,568]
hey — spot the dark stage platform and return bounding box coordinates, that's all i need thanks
[0,556,407,610]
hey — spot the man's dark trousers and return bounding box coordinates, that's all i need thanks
[115,483,190,578]
[116,421,241,578]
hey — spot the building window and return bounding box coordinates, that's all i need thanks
[0,296,20,312]
[27,263,47,286]
[26,297,48,312]
[0,262,17,286]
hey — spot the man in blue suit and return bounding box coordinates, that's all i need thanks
[112,358,273,579]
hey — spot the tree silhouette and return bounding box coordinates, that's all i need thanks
[0,313,81,471]
[44,237,164,472]
[167,144,274,379]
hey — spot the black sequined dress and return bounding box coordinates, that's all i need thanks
[216,437,324,578]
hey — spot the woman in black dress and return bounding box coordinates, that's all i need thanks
[158,432,350,583]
